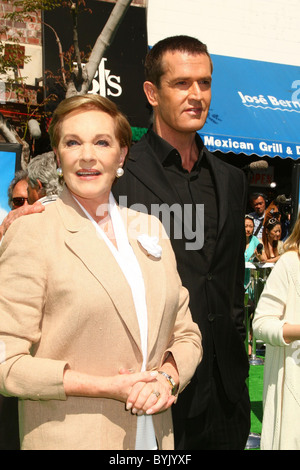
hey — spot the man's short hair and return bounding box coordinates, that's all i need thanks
[144,35,213,88]
[7,169,28,209]
[250,192,267,202]
[27,152,62,197]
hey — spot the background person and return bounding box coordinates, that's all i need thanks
[113,35,250,450]
[253,214,300,449]
[249,192,267,240]
[244,214,261,265]
[7,169,29,210]
[244,214,261,290]
[0,170,40,244]
[244,214,261,355]
[0,94,201,450]
[258,218,284,264]
[0,152,61,244]
[263,201,281,226]
[26,151,62,204]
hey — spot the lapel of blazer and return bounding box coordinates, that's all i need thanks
[56,187,143,353]
[119,206,167,361]
[128,135,182,208]
[204,150,229,241]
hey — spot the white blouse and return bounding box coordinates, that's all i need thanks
[73,193,157,450]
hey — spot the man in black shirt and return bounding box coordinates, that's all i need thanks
[113,35,250,450]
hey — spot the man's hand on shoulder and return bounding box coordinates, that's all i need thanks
[0,201,45,241]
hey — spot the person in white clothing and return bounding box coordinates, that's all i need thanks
[253,214,300,450]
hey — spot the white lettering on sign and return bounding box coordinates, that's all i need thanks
[292,80,300,103]
[204,135,300,158]
[238,89,300,112]
[238,92,268,106]
[204,135,254,151]
[89,58,122,98]
[259,142,283,153]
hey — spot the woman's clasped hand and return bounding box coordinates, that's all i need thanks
[120,369,176,416]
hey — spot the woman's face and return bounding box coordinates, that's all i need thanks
[245,219,254,237]
[267,224,282,242]
[55,108,127,208]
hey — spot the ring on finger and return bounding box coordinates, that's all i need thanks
[152,390,160,398]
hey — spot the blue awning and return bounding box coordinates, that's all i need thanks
[198,55,300,160]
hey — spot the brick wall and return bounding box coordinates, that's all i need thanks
[0,3,42,46]
[1,1,43,101]
[102,0,147,7]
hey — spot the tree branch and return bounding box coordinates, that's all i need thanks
[70,1,83,88]
[66,0,133,96]
[0,114,30,168]
[43,21,67,88]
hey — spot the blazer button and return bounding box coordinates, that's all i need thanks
[206,272,213,281]
[208,313,215,322]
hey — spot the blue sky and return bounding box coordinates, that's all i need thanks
[0,151,16,223]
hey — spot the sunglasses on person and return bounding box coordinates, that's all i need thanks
[12,197,28,207]
[245,214,254,220]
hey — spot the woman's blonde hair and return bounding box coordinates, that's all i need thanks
[283,214,300,255]
[48,94,132,156]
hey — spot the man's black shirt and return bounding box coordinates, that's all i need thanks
[146,130,218,273]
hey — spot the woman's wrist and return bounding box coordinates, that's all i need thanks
[282,323,300,344]
[158,354,179,394]
[157,370,177,395]
[63,368,106,398]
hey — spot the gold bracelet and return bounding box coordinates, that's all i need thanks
[158,371,177,395]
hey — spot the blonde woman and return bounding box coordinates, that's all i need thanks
[253,214,300,449]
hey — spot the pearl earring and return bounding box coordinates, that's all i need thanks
[57,167,63,177]
[116,167,124,178]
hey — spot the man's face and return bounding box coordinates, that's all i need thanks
[27,180,42,205]
[145,51,212,136]
[252,196,266,216]
[11,179,29,209]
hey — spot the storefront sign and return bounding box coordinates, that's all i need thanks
[237,86,300,112]
[43,1,149,128]
[199,55,300,159]
[201,134,298,159]
[249,167,274,187]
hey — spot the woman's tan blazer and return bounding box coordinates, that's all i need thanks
[0,187,202,450]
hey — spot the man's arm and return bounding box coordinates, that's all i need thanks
[0,201,45,242]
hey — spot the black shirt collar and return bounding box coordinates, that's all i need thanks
[145,128,205,170]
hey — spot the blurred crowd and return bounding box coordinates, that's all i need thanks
[244,191,291,267]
